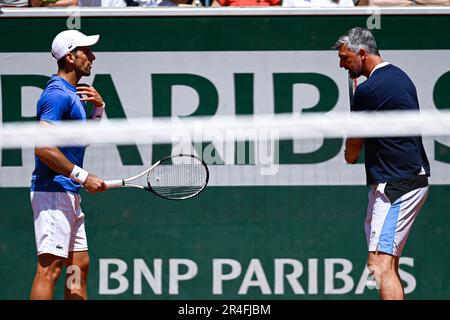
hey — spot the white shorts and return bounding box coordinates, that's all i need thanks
[365,182,429,256]
[31,191,88,258]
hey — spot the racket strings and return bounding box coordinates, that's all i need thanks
[147,156,207,199]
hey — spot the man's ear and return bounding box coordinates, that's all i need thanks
[359,48,368,60]
[66,51,76,64]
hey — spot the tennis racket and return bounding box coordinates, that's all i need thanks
[104,154,209,200]
[348,76,358,111]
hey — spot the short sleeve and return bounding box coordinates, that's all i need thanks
[352,84,372,112]
[37,89,71,123]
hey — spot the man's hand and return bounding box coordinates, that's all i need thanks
[77,84,104,108]
[345,138,364,164]
[83,174,108,193]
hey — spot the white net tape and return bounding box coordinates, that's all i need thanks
[1,110,450,148]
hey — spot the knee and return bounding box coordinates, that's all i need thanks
[36,264,64,283]
[367,262,381,278]
[48,267,63,282]
[367,260,391,279]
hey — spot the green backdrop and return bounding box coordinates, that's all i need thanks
[0,9,449,299]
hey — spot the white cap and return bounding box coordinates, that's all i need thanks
[51,30,100,61]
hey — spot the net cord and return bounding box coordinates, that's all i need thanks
[0,110,449,148]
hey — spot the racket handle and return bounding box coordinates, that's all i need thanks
[104,179,124,188]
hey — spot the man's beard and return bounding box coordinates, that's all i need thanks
[81,67,91,77]
[348,70,361,79]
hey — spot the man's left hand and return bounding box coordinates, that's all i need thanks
[345,138,364,164]
[77,84,104,108]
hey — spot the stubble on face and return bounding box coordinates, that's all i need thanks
[338,44,362,79]
[73,47,95,77]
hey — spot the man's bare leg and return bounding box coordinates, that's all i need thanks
[367,251,404,300]
[30,253,66,300]
[64,250,89,300]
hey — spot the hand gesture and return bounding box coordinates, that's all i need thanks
[77,84,104,108]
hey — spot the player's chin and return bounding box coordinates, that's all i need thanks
[82,66,92,76]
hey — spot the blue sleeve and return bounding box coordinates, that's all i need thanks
[352,84,372,112]
[37,89,71,123]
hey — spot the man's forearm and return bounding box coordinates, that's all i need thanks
[35,146,74,177]
[30,0,77,6]
[345,138,364,164]
[35,120,76,177]
[45,0,75,6]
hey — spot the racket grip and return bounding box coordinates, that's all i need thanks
[104,179,124,188]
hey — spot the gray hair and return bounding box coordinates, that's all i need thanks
[333,27,380,56]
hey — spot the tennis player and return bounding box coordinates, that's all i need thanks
[30,30,108,300]
[334,27,430,300]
